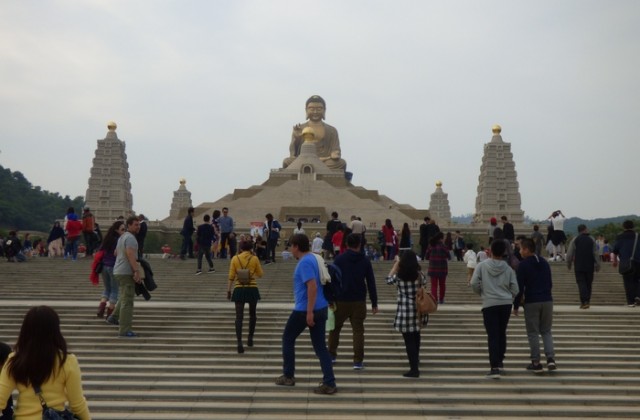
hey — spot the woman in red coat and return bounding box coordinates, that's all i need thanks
[382,219,398,260]
[64,213,83,261]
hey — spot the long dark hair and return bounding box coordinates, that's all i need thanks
[397,250,421,282]
[101,220,125,251]
[401,223,411,238]
[6,306,68,387]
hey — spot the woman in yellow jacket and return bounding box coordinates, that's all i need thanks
[0,306,91,420]
[228,240,264,354]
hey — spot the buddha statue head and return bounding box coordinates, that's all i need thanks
[305,95,326,122]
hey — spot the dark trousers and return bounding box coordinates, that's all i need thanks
[220,232,232,258]
[197,246,214,270]
[83,231,96,256]
[622,272,640,305]
[281,308,335,387]
[180,234,193,258]
[266,237,278,262]
[575,271,594,304]
[482,304,512,368]
[402,331,421,373]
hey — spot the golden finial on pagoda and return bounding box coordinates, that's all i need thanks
[492,124,502,134]
[436,180,443,188]
[301,126,316,143]
[107,121,117,131]
[179,178,186,185]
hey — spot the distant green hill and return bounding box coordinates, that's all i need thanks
[0,164,84,232]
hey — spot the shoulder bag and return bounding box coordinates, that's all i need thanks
[416,274,438,315]
[34,386,78,420]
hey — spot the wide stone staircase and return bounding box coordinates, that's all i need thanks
[1,256,640,419]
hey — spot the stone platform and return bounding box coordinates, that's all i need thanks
[1,257,640,419]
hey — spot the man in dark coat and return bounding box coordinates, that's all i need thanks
[502,216,515,243]
[180,207,196,260]
[612,220,640,307]
[566,224,600,309]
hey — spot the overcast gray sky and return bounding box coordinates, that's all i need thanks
[1,0,638,222]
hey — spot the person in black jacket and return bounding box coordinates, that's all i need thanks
[612,220,640,307]
[513,238,557,373]
[328,234,378,370]
[566,224,600,309]
[180,207,196,260]
[136,214,148,259]
[195,214,215,275]
[501,216,515,243]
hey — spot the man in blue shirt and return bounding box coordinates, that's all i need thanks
[276,234,337,394]
[218,207,235,259]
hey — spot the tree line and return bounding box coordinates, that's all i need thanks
[0,164,84,233]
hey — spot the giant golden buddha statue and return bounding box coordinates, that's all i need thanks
[283,95,347,170]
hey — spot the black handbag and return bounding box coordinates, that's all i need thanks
[34,386,79,420]
[618,233,639,276]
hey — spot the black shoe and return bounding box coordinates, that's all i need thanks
[247,336,254,347]
[106,315,119,326]
[486,368,500,379]
[237,344,244,354]
[546,358,557,371]
[402,370,419,378]
[526,361,544,374]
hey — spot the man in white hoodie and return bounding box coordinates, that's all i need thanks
[470,240,519,379]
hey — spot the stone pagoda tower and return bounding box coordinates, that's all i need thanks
[84,121,133,226]
[169,178,193,220]
[428,181,452,225]
[473,125,525,225]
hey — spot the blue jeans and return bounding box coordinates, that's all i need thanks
[65,237,79,259]
[282,308,336,387]
[101,266,119,304]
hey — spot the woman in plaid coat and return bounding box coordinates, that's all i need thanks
[386,250,428,378]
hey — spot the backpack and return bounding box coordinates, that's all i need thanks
[236,256,253,285]
[323,263,343,304]
[312,254,343,303]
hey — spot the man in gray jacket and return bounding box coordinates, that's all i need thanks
[471,240,519,379]
[566,224,600,309]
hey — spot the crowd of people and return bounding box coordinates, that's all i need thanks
[2,205,639,404]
